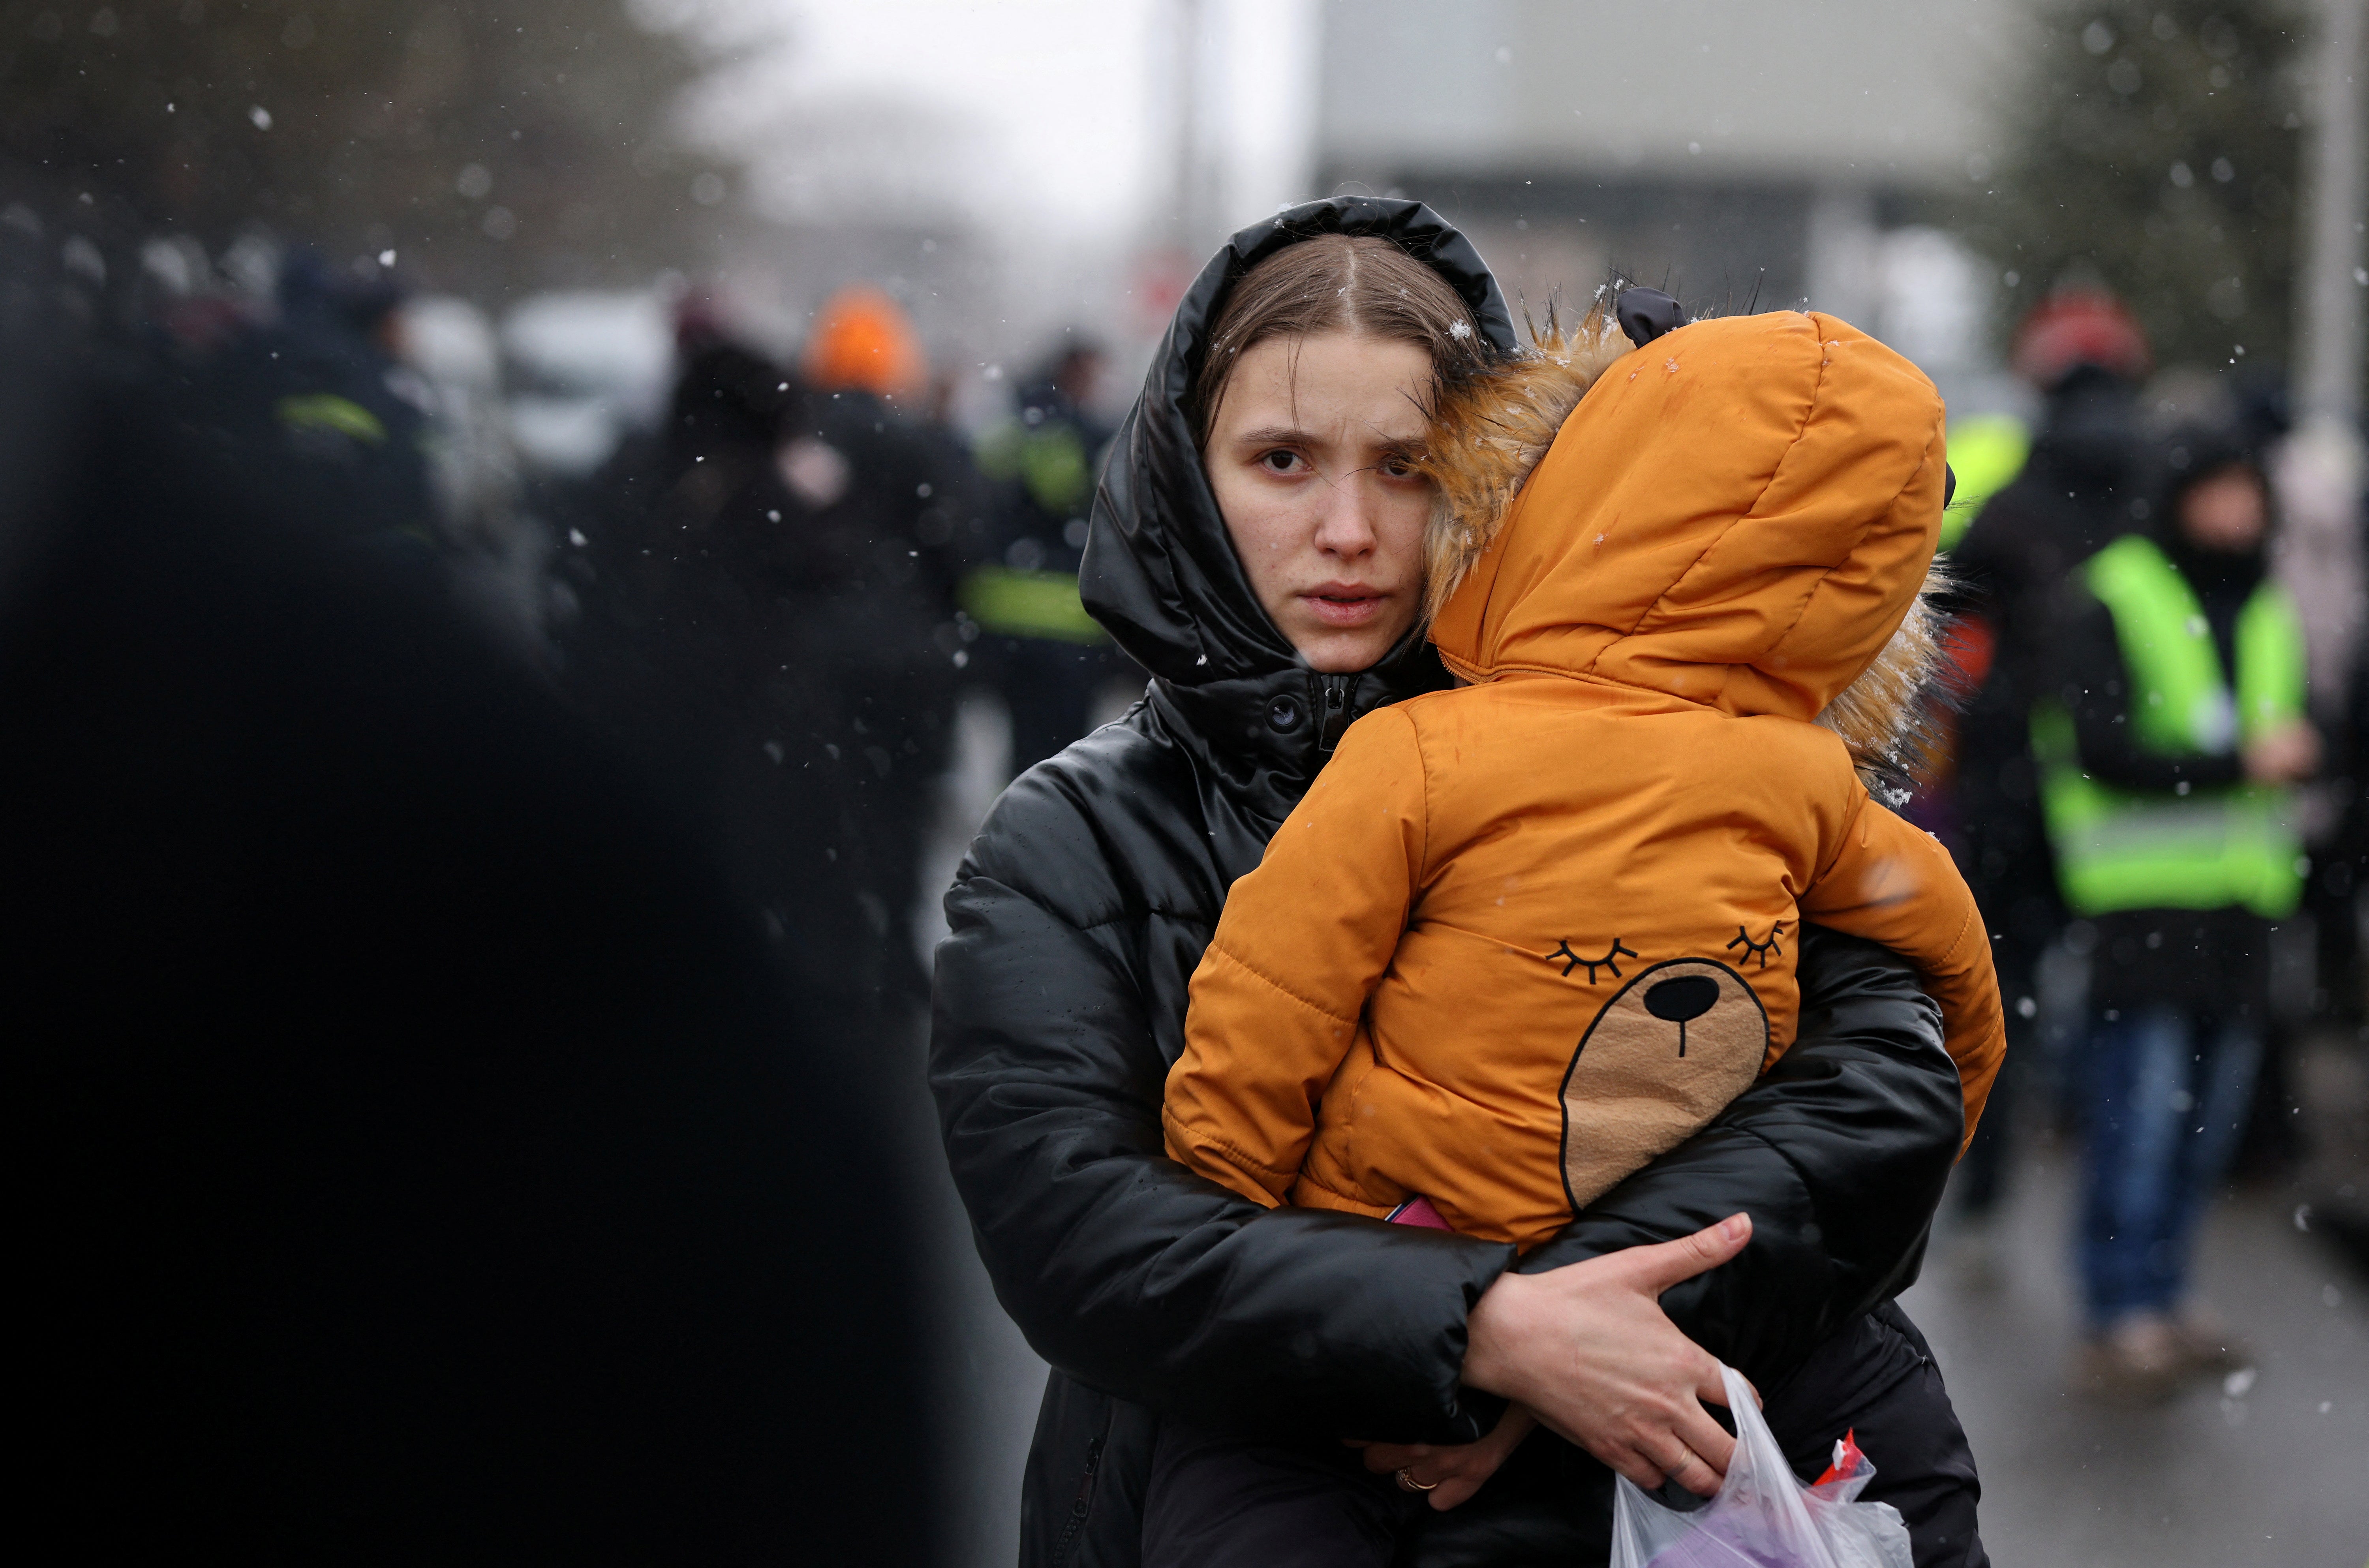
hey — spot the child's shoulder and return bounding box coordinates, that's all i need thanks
[1395,680,1857,760]
[1734,708,1863,768]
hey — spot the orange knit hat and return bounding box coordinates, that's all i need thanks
[802,286,926,399]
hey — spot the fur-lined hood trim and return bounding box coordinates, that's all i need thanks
[1419,306,1952,790]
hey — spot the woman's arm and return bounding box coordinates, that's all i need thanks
[930,764,1511,1446]
[1504,925,1964,1389]
[933,753,1958,1444]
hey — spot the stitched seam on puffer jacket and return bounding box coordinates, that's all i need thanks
[1763,423,1943,676]
[1400,706,1435,886]
[1158,1105,1303,1182]
[1727,331,1865,674]
[950,869,1159,937]
[1203,936,1359,1025]
[1812,782,1872,886]
[1595,323,1825,684]
[1290,1164,1393,1211]
[1934,894,1980,972]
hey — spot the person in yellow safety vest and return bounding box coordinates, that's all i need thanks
[1939,295,2152,1278]
[967,339,1130,777]
[2031,425,2318,1405]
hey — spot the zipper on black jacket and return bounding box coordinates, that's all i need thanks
[1314,673,1356,754]
[1052,1432,1104,1566]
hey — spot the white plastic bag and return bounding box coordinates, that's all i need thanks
[1609,1366,1913,1568]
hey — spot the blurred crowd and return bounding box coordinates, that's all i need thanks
[3,193,1145,1006]
[547,287,1131,1010]
[1925,288,2369,1401]
[0,194,1141,1561]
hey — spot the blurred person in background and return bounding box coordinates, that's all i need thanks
[968,334,1129,776]
[193,248,439,557]
[1940,290,2152,1264]
[4,250,933,1562]
[2031,424,2316,1402]
[794,284,986,980]
[562,288,982,1005]
[559,314,877,999]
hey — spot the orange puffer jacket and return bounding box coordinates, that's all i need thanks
[1163,310,2005,1251]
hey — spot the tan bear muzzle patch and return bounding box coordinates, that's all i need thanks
[1558,958,1769,1210]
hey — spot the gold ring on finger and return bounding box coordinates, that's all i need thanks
[1395,1466,1439,1493]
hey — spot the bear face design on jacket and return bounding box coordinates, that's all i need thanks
[1558,957,1771,1211]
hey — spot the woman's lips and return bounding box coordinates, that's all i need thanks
[1298,586,1388,627]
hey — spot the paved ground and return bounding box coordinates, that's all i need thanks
[1905,1139,2369,1567]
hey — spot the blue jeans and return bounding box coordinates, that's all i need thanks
[2075,1004,2262,1329]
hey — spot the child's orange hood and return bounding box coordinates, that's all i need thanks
[1427,310,1948,740]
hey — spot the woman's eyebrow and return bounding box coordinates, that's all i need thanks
[1229,423,1314,448]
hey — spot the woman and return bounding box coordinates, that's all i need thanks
[931,199,1985,1566]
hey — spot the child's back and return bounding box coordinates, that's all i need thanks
[1164,310,2004,1249]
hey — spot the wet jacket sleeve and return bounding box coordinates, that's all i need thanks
[1798,795,2005,1148]
[1511,926,1963,1390]
[1161,710,1425,1209]
[931,771,1514,1446]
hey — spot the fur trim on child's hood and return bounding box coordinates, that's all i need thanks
[1417,303,1952,789]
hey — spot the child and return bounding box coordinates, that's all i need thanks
[1160,303,2005,1517]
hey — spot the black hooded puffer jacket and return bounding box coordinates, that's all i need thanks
[929,199,1965,1566]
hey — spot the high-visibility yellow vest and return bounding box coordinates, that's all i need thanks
[959,565,1105,645]
[2033,533,2307,918]
[1939,412,2029,552]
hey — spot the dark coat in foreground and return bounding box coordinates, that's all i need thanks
[929,199,1972,1567]
[5,330,932,1564]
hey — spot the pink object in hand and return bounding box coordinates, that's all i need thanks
[1386,1195,1454,1231]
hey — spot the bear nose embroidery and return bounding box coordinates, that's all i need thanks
[1644,975,1720,1056]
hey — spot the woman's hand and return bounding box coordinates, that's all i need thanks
[1347,1405,1537,1510]
[1461,1213,1757,1498]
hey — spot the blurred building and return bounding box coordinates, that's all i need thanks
[1313,0,2024,407]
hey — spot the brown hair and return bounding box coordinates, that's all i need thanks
[1190,234,1490,447]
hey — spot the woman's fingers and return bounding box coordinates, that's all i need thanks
[1609,1213,1753,1296]
[1691,1356,1759,1414]
[1641,1432,1724,1499]
[1669,1398,1740,1480]
[1598,1443,1669,1493]
[1357,1442,1429,1474]
[1425,1472,1488,1510]
[1694,1354,1733,1411]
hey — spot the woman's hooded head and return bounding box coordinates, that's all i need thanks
[1082,198,1516,688]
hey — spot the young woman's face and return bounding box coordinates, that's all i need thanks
[1205,331,1434,673]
